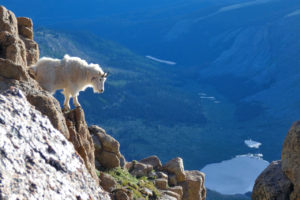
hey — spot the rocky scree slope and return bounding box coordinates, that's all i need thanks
[0,5,206,200]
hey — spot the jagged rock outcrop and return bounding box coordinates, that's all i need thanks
[91,129,206,200]
[89,125,122,169]
[253,121,300,200]
[252,161,293,200]
[0,6,26,66]
[0,6,69,140]
[17,17,33,40]
[64,107,99,182]
[0,88,110,199]
[281,121,300,200]
[0,6,38,67]
[0,6,105,187]
[17,17,39,66]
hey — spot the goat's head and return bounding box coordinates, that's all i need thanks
[91,71,108,93]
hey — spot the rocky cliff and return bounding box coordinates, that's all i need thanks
[0,6,206,200]
[252,122,300,200]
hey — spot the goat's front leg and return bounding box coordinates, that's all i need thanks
[63,95,71,111]
[73,95,81,108]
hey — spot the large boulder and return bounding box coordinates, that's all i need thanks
[112,188,133,200]
[161,191,181,200]
[281,121,300,200]
[90,125,120,155]
[0,58,29,81]
[129,162,153,178]
[100,172,117,192]
[162,157,186,183]
[64,107,99,183]
[252,160,293,200]
[140,155,162,170]
[89,125,121,169]
[0,89,110,200]
[155,178,168,190]
[178,170,206,200]
[158,194,177,200]
[97,151,120,169]
[168,186,183,200]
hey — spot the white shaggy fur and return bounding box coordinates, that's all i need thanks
[30,54,108,110]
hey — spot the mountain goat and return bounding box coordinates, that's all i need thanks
[30,54,108,110]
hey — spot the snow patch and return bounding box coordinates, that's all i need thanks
[218,0,274,13]
[285,9,300,18]
[201,154,269,195]
[245,139,262,149]
[146,55,176,65]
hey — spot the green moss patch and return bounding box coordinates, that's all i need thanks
[104,167,160,199]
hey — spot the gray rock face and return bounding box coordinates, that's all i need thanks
[281,121,300,200]
[252,160,293,200]
[0,88,110,200]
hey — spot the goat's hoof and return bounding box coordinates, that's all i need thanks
[62,107,70,112]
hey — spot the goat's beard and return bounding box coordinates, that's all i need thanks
[93,87,103,93]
